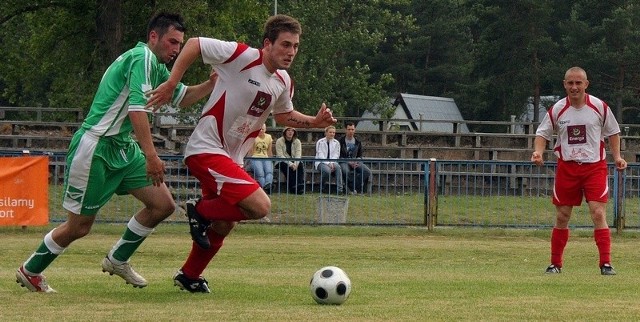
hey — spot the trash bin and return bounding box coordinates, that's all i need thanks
[316,196,349,224]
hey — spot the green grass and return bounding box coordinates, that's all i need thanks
[3,224,640,321]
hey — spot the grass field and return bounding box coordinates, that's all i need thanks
[2,224,640,321]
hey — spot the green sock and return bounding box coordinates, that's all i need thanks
[109,217,154,263]
[24,230,65,274]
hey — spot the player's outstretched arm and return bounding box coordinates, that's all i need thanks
[179,71,217,107]
[146,37,202,110]
[274,103,337,129]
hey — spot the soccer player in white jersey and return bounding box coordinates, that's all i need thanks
[16,12,216,293]
[532,66,627,276]
[146,14,337,293]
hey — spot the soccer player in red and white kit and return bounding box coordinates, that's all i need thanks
[532,66,627,276]
[146,14,336,292]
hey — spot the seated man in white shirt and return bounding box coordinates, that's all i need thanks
[339,121,371,194]
[314,125,343,194]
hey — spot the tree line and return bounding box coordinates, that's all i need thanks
[2,0,640,130]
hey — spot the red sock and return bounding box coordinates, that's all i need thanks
[182,231,226,279]
[594,228,611,267]
[196,198,247,222]
[550,228,569,267]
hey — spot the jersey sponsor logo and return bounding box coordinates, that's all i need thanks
[569,147,589,159]
[246,91,272,117]
[248,79,261,87]
[232,119,253,138]
[567,125,586,144]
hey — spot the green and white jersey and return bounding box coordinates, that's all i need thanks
[81,42,186,144]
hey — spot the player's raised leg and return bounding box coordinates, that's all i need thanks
[102,183,176,287]
[174,221,236,293]
[17,212,96,292]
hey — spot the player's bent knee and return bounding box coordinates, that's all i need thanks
[212,221,236,236]
[64,223,92,240]
[240,189,271,219]
[163,201,177,216]
[245,204,270,220]
[74,227,92,239]
[150,199,176,217]
[256,199,272,218]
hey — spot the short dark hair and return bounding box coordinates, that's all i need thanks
[147,12,186,41]
[345,121,355,128]
[262,14,302,44]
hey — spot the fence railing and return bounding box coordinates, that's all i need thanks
[2,150,638,231]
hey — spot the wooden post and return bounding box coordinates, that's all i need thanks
[615,169,625,233]
[454,122,461,147]
[152,114,161,134]
[425,158,438,231]
[510,115,516,134]
[400,132,407,146]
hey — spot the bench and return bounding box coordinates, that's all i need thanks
[0,134,73,149]
[154,124,196,140]
[157,156,568,197]
[294,143,544,161]
[235,158,430,193]
[0,120,81,135]
[0,107,84,145]
[148,120,554,160]
[0,107,84,122]
[163,162,555,194]
[290,128,537,146]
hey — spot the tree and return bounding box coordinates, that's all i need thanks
[375,0,475,98]
[277,0,410,120]
[461,0,560,127]
[0,0,266,113]
[1,0,96,110]
[560,0,640,123]
[6,0,640,128]
[1,0,401,122]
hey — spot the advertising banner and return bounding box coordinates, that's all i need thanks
[0,156,49,226]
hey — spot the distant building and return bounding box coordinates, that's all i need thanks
[357,93,469,133]
[514,95,559,134]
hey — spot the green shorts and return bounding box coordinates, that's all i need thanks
[62,130,152,215]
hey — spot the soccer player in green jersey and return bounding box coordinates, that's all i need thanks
[16,12,216,293]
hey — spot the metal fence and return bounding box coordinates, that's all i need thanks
[3,150,639,230]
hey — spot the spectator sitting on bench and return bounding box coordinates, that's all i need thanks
[275,127,306,194]
[315,125,343,194]
[339,121,371,194]
[248,123,274,193]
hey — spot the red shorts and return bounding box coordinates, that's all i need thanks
[553,159,608,206]
[185,154,259,205]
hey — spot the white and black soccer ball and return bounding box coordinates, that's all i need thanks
[309,266,352,305]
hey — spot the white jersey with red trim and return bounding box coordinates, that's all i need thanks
[536,94,620,163]
[184,37,294,165]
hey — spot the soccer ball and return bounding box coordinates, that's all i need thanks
[309,266,352,305]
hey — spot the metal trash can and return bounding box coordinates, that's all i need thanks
[316,196,349,224]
